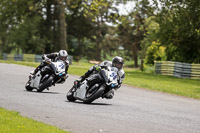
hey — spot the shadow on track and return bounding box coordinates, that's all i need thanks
[23,90,60,94]
[65,100,112,106]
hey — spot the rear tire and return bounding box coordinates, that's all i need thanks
[83,85,105,104]
[66,87,76,102]
[25,80,33,91]
[37,76,53,92]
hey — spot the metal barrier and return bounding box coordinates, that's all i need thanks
[2,53,73,64]
[155,61,200,79]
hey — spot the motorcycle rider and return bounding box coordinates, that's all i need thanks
[77,56,125,99]
[32,50,69,83]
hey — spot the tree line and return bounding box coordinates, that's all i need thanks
[0,0,200,68]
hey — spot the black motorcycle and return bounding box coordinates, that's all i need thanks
[25,60,67,92]
[67,66,119,104]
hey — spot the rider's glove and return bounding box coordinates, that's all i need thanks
[45,59,51,64]
[77,76,84,82]
[104,90,114,99]
[94,66,101,71]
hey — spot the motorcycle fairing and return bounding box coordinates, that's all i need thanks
[74,80,88,100]
[30,71,42,89]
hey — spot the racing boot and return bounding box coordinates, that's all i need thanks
[103,90,114,99]
[77,76,85,82]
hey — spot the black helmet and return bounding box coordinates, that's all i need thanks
[58,50,68,61]
[112,56,124,70]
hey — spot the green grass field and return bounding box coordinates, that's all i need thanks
[124,69,200,99]
[0,108,69,133]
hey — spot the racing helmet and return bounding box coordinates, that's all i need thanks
[112,56,124,70]
[58,50,68,61]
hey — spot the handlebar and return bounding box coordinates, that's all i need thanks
[44,59,51,64]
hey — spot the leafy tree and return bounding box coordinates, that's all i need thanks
[82,0,119,61]
[145,41,166,64]
[0,0,34,53]
[156,0,200,63]
[100,26,122,58]
[0,0,69,54]
[8,15,45,54]
[118,0,155,68]
[140,16,163,65]
[66,0,95,58]
[56,0,67,50]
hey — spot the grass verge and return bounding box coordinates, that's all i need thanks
[124,69,200,99]
[0,108,69,133]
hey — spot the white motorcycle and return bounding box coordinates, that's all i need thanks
[25,60,67,92]
[66,66,119,104]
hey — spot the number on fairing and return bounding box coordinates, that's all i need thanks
[59,63,65,69]
[110,72,117,80]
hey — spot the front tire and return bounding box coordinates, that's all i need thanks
[83,85,105,104]
[37,76,53,92]
[25,80,33,91]
[66,87,76,102]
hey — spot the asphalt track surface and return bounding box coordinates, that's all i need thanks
[0,63,200,133]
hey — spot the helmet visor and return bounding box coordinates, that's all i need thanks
[60,56,67,61]
[116,63,122,70]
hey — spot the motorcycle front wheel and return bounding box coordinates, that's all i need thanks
[83,85,105,104]
[66,87,76,102]
[25,80,33,91]
[37,75,53,92]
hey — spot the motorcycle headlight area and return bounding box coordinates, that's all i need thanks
[59,73,63,76]
[111,84,116,88]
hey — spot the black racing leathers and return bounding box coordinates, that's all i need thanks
[33,53,69,83]
[35,53,69,74]
[42,53,69,74]
[80,61,125,89]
